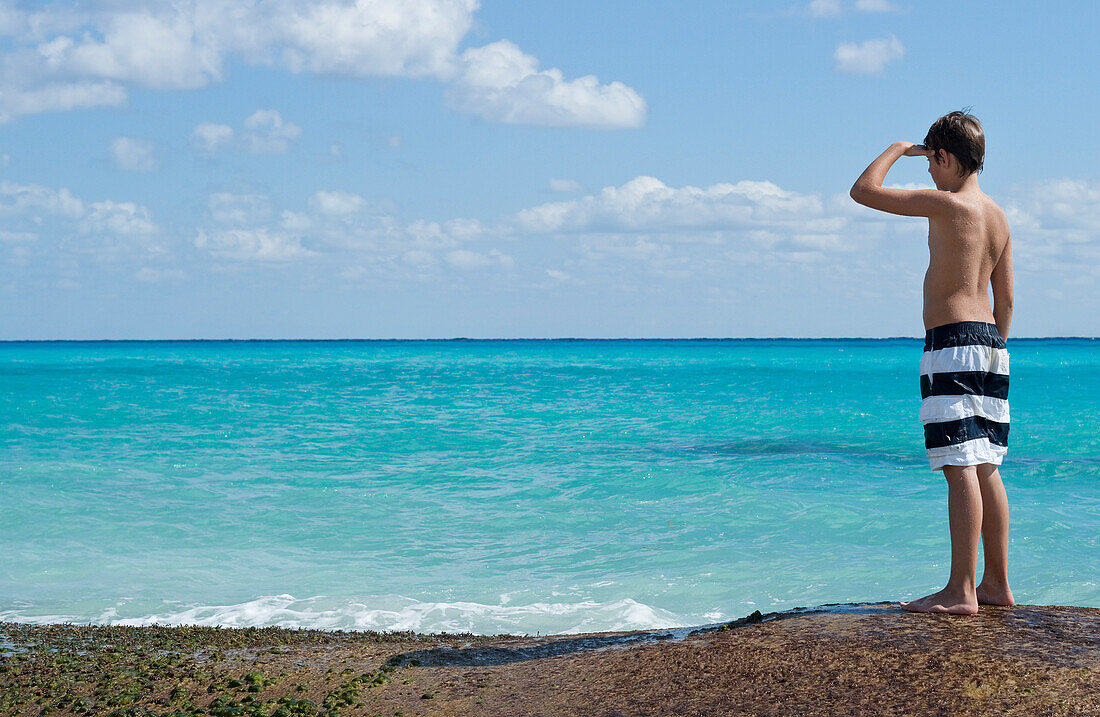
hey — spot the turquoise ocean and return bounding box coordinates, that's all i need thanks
[1,340,1097,635]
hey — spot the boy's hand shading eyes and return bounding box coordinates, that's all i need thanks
[901,142,934,157]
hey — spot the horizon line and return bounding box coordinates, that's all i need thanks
[2,336,1097,343]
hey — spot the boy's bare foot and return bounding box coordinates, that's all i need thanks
[899,588,978,615]
[976,581,1015,606]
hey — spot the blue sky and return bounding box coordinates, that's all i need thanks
[1,0,1098,338]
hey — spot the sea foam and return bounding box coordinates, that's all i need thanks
[0,594,687,636]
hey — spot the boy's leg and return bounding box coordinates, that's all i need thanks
[976,463,1015,606]
[901,465,982,614]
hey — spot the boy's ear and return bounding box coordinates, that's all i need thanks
[940,149,967,177]
[934,148,961,173]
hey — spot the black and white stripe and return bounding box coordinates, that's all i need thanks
[920,322,1009,470]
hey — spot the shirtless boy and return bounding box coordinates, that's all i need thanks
[850,111,1015,615]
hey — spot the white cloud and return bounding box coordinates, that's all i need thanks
[1004,180,1100,273]
[1023,179,1100,225]
[271,0,476,78]
[399,219,462,250]
[209,193,271,225]
[81,200,158,235]
[110,137,155,171]
[188,185,500,274]
[808,0,841,17]
[242,109,300,154]
[194,227,312,261]
[0,179,163,268]
[515,175,831,235]
[0,81,127,122]
[549,178,584,193]
[191,111,299,155]
[191,122,234,152]
[855,0,901,11]
[38,8,224,90]
[280,210,312,232]
[1,153,9,165]
[580,235,674,263]
[309,190,367,216]
[834,35,905,74]
[445,248,514,270]
[440,217,483,240]
[447,40,646,128]
[0,180,85,218]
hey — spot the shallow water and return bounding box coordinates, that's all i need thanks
[1,339,1097,634]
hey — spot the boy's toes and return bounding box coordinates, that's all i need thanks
[899,590,978,615]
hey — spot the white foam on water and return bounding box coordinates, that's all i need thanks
[0,594,688,636]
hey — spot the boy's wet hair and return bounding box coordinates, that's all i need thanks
[924,110,984,176]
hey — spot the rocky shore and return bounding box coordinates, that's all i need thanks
[2,602,1098,716]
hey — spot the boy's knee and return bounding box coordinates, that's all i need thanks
[976,463,1000,481]
[942,465,978,482]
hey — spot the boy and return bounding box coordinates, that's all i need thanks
[849,111,1015,615]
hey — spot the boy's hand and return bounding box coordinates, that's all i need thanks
[897,141,933,157]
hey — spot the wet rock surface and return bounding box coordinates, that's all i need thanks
[2,603,1098,716]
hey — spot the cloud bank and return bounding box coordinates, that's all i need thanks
[7,169,1099,326]
[0,0,644,128]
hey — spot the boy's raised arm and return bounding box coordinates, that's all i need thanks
[850,141,950,217]
[991,234,1014,340]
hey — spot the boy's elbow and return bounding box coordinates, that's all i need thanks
[850,182,880,207]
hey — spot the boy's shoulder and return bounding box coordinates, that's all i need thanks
[934,191,1011,249]
[977,191,1009,228]
[941,189,1008,223]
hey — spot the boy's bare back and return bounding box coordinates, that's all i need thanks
[923,188,1011,331]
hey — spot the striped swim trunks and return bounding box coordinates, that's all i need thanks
[920,321,1010,471]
